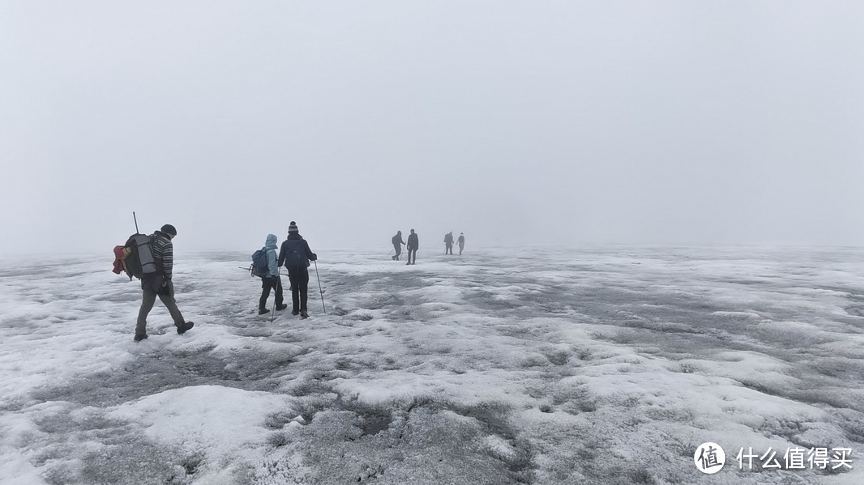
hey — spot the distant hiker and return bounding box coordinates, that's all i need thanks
[259,234,287,315]
[135,224,194,342]
[406,229,419,265]
[444,232,454,255]
[457,232,465,255]
[278,221,318,318]
[391,231,406,260]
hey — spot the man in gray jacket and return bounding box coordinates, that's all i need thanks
[135,224,194,341]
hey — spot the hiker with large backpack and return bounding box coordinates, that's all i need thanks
[406,229,419,265]
[277,221,318,318]
[391,231,406,260]
[257,234,287,315]
[133,224,194,342]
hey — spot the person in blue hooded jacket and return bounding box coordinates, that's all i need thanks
[259,233,287,315]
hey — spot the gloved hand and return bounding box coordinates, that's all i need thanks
[310,254,318,261]
[159,277,174,296]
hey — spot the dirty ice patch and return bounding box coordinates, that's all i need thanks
[330,369,537,409]
[677,350,803,390]
[165,322,305,359]
[107,386,292,462]
[412,283,464,304]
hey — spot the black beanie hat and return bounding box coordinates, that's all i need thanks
[161,224,177,236]
[288,221,298,233]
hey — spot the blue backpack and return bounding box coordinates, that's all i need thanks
[250,247,269,278]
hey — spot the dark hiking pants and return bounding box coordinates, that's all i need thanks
[137,278,184,336]
[407,249,417,264]
[259,276,284,311]
[393,244,402,260]
[287,265,310,312]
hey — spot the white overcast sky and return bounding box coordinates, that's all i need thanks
[1,1,862,256]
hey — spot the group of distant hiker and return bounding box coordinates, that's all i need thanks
[391,230,465,263]
[116,220,467,342]
[391,229,419,264]
[443,231,465,255]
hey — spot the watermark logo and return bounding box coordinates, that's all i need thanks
[694,442,726,474]
[736,447,853,471]
[694,443,853,474]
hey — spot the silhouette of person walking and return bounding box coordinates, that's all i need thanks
[392,231,406,260]
[406,229,419,265]
[444,232,454,255]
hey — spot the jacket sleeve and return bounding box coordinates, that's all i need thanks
[268,249,279,276]
[163,241,174,278]
[304,241,317,261]
[277,241,286,267]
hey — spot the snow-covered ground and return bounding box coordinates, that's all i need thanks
[1,246,864,484]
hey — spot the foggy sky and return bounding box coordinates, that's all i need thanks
[1,1,863,256]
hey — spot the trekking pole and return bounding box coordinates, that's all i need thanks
[133,211,140,233]
[314,260,326,314]
[387,248,393,260]
[270,268,280,324]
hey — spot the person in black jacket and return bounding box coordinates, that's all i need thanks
[406,229,419,265]
[278,221,318,318]
[391,231,405,260]
[444,232,454,255]
[135,224,194,341]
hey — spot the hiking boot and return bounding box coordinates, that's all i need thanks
[300,311,309,319]
[292,310,300,316]
[259,308,269,315]
[276,304,288,311]
[177,321,194,335]
[134,334,148,342]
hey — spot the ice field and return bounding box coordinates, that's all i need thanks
[1,246,864,484]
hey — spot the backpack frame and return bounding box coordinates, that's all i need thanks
[123,233,158,280]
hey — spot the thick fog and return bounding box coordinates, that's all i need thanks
[1,1,863,256]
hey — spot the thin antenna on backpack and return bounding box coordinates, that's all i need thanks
[133,211,140,234]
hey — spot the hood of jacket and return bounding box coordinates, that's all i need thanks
[265,234,278,249]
